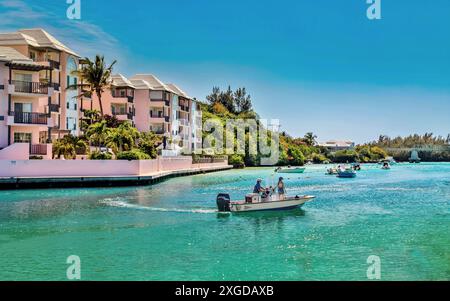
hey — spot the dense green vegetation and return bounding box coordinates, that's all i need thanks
[201,86,395,167]
[363,133,450,162]
[52,110,161,160]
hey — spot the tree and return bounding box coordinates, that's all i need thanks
[206,86,221,106]
[69,55,117,115]
[138,132,161,159]
[86,120,109,150]
[105,122,139,154]
[234,87,252,113]
[303,132,317,146]
[52,135,87,159]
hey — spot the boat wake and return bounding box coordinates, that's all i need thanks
[99,198,217,214]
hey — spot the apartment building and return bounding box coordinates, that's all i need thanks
[0,29,80,157]
[0,28,202,158]
[82,73,136,125]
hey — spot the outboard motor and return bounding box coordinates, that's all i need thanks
[216,193,231,212]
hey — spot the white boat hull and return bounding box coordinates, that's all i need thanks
[229,196,314,213]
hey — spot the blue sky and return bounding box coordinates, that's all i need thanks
[1,0,449,143]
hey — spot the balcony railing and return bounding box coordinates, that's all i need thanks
[51,83,60,91]
[48,59,60,70]
[11,80,48,94]
[30,144,47,155]
[179,105,189,112]
[10,112,48,125]
[49,103,60,113]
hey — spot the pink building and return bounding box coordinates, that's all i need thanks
[0,28,202,160]
[81,74,136,125]
[0,29,80,158]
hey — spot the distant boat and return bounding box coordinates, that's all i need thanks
[381,162,391,170]
[337,169,357,178]
[275,167,306,174]
[326,167,339,175]
[379,157,397,165]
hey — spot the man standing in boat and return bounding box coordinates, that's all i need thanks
[253,179,265,194]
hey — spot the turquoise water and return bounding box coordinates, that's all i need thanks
[0,163,449,280]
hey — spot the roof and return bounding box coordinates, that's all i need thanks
[319,140,355,148]
[0,46,50,71]
[110,74,135,88]
[166,83,191,99]
[0,29,79,57]
[131,74,176,93]
[129,78,153,90]
[0,46,34,63]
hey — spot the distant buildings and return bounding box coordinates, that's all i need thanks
[0,28,202,159]
[318,140,355,152]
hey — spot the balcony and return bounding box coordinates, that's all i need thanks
[9,80,49,95]
[51,82,60,91]
[30,144,48,156]
[179,105,190,112]
[179,119,190,126]
[48,59,60,70]
[48,103,60,113]
[9,112,49,125]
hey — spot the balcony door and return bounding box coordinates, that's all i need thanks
[14,73,33,82]
[14,103,32,113]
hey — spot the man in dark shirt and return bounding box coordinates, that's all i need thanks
[253,179,265,194]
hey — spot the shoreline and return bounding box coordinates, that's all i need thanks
[0,164,232,190]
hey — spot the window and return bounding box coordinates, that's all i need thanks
[14,103,32,113]
[14,132,32,143]
[111,103,126,115]
[29,52,37,61]
[14,73,32,82]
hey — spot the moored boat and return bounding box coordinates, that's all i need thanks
[337,169,357,178]
[275,167,306,174]
[216,193,314,213]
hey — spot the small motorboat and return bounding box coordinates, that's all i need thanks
[326,167,339,175]
[216,193,315,213]
[381,162,391,170]
[337,168,357,178]
[275,166,306,174]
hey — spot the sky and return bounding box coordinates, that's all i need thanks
[0,0,449,143]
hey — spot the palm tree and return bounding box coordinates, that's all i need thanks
[303,132,317,146]
[105,122,140,154]
[68,55,116,115]
[86,120,109,151]
[52,135,87,159]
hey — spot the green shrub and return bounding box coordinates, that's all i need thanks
[29,156,43,160]
[311,153,328,164]
[332,150,358,163]
[229,154,245,168]
[89,151,113,160]
[287,146,305,166]
[116,149,151,160]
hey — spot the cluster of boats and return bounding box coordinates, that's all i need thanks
[217,160,398,213]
